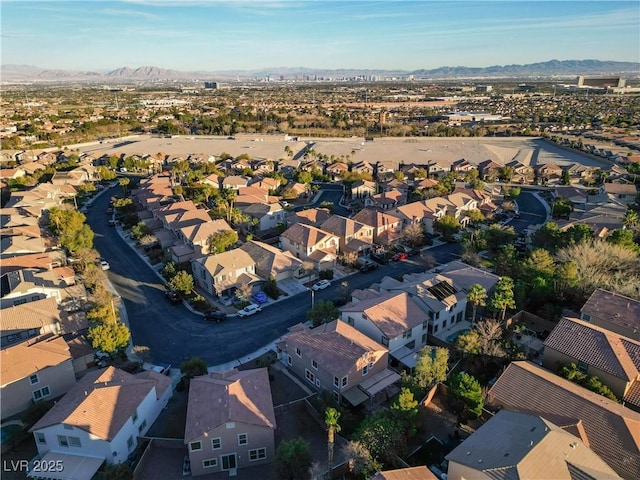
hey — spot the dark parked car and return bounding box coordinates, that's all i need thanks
[371,253,389,265]
[203,311,227,322]
[165,290,181,304]
[359,261,378,272]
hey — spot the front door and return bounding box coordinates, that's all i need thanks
[221,453,237,475]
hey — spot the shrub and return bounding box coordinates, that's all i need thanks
[319,269,334,280]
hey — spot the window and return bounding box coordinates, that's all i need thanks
[334,377,339,388]
[347,316,355,326]
[29,374,39,385]
[341,376,348,388]
[442,319,447,329]
[287,354,292,366]
[132,409,138,423]
[226,422,236,429]
[249,448,267,461]
[33,386,50,401]
[63,424,73,430]
[238,433,248,446]
[315,378,321,388]
[381,336,389,347]
[57,435,69,447]
[305,369,315,384]
[582,313,591,322]
[422,320,428,331]
[27,328,38,337]
[212,438,221,450]
[578,361,588,373]
[422,333,427,344]
[189,441,202,452]
[402,329,412,339]
[406,340,415,350]
[68,437,81,448]
[312,360,318,370]
[295,347,301,357]
[456,312,463,323]
[127,436,134,451]
[35,433,46,444]
[363,364,369,376]
[203,458,218,469]
[138,419,147,433]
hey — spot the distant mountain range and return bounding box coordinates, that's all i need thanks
[1,59,638,83]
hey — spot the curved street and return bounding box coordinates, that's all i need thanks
[86,186,462,366]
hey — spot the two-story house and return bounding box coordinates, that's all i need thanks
[239,240,305,282]
[176,219,234,260]
[29,367,172,476]
[390,197,452,234]
[239,202,286,232]
[604,183,638,205]
[185,368,276,477]
[320,215,374,258]
[192,249,259,300]
[277,320,396,405]
[287,208,332,228]
[365,190,405,211]
[351,208,403,248]
[279,223,339,271]
[0,297,62,348]
[1,335,76,420]
[0,268,82,308]
[543,317,640,411]
[340,291,431,370]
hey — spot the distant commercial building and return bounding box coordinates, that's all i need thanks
[204,81,219,89]
[475,85,493,93]
[577,76,625,88]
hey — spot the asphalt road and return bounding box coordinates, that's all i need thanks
[512,190,549,232]
[85,188,460,366]
[294,183,350,217]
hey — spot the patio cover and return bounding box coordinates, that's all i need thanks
[359,368,401,397]
[342,386,369,407]
[391,346,420,370]
[28,451,104,480]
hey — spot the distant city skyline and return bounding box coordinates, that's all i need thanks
[2,1,639,72]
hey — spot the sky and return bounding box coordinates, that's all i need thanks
[2,0,639,72]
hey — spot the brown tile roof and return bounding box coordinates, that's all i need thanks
[581,288,640,332]
[280,223,338,249]
[180,219,232,244]
[341,292,430,338]
[239,240,303,277]
[289,208,332,227]
[279,320,387,377]
[487,361,640,479]
[372,466,437,480]
[0,297,61,331]
[544,317,640,381]
[604,183,637,195]
[185,368,276,442]
[194,249,256,277]
[320,215,371,239]
[30,367,166,441]
[445,409,621,479]
[0,335,72,386]
[0,252,56,274]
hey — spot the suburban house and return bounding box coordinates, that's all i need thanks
[451,158,475,175]
[351,160,374,175]
[192,249,260,300]
[277,320,397,406]
[444,191,478,226]
[351,208,403,247]
[0,335,76,420]
[604,182,638,204]
[320,215,374,257]
[0,297,62,348]
[185,368,276,477]
[446,409,620,480]
[176,219,234,259]
[543,317,640,410]
[349,179,377,198]
[487,361,640,479]
[478,159,503,180]
[29,366,172,477]
[580,288,640,339]
[372,466,438,480]
[279,223,339,271]
[535,163,563,182]
[202,173,222,189]
[0,267,83,308]
[325,162,348,181]
[365,190,405,210]
[340,291,431,370]
[239,202,286,232]
[287,208,331,228]
[239,240,305,282]
[389,197,451,234]
[221,175,250,190]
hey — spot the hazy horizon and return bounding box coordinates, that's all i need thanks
[2,1,639,72]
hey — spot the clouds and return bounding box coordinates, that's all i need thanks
[2,0,638,71]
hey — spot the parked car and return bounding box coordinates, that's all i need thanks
[311,279,331,291]
[252,291,268,304]
[392,252,409,261]
[238,304,262,318]
[100,260,110,270]
[203,311,227,322]
[165,290,181,304]
[108,219,117,227]
[371,253,389,265]
[359,261,378,272]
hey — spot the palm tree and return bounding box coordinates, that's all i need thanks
[325,407,341,479]
[489,277,516,321]
[623,209,639,229]
[466,284,487,325]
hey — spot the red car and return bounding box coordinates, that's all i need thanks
[392,252,409,261]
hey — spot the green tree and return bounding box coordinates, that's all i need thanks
[433,215,461,241]
[49,207,94,253]
[354,412,407,463]
[391,388,419,435]
[489,276,516,321]
[466,283,487,324]
[623,209,639,229]
[77,183,97,195]
[344,441,382,480]
[325,407,341,478]
[607,229,639,252]
[561,169,571,185]
[207,230,238,254]
[455,329,481,355]
[522,248,556,282]
[275,438,313,480]
[448,372,484,418]
[161,261,177,280]
[119,177,130,196]
[86,303,118,324]
[552,198,573,218]
[97,166,117,181]
[412,346,449,390]
[466,209,485,225]
[498,166,515,183]
[88,322,131,354]
[306,300,339,327]
[168,270,194,295]
[180,357,208,381]
[130,221,149,240]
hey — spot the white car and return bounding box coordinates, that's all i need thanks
[100,260,110,271]
[238,304,262,318]
[311,279,331,291]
